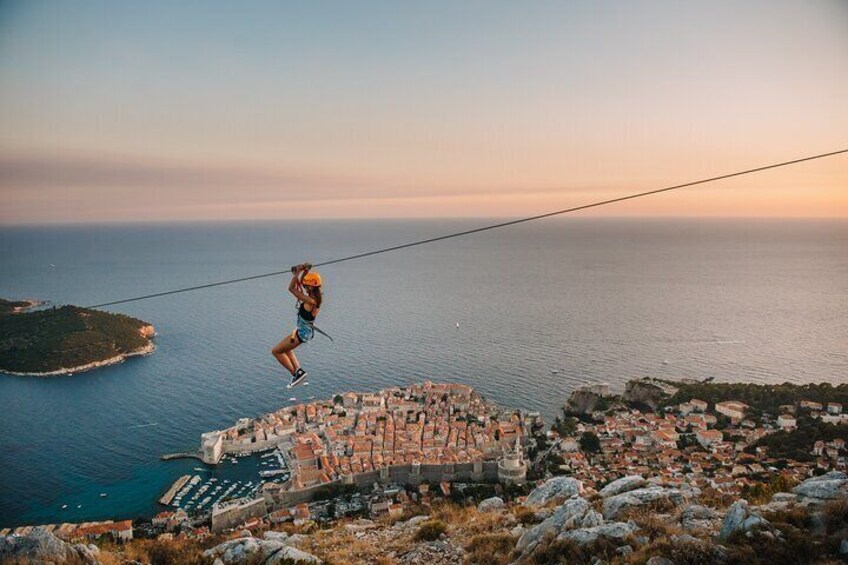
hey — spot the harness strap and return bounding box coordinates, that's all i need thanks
[307,321,334,342]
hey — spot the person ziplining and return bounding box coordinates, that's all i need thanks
[272,263,325,388]
[72,148,845,386]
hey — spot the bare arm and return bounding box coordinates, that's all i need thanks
[288,264,316,305]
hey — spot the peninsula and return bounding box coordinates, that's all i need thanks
[0,300,155,376]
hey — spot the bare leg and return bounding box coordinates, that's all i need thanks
[272,332,300,375]
[285,350,301,372]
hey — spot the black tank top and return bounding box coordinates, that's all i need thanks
[298,302,317,322]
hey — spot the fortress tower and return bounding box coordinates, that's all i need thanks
[497,437,527,485]
[200,431,224,464]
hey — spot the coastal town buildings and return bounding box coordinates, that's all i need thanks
[714,401,749,421]
[777,414,797,430]
[200,382,529,512]
[548,393,846,500]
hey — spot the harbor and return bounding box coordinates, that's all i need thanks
[158,475,190,506]
[157,447,290,515]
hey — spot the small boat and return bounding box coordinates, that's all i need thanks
[289,397,297,401]
[550,369,559,374]
[100,493,107,498]
[76,505,82,509]
[61,504,68,509]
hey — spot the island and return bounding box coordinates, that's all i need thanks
[0,299,155,376]
[0,298,45,315]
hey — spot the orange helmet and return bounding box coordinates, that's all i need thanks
[302,271,322,287]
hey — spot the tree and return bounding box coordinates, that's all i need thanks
[553,415,578,436]
[579,432,601,453]
[333,394,344,405]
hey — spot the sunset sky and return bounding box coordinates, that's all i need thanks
[1,0,846,224]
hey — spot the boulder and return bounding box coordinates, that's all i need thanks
[719,500,748,541]
[771,492,797,503]
[559,522,639,545]
[793,471,848,502]
[524,477,583,507]
[261,540,290,559]
[646,557,675,565]
[616,545,634,556]
[477,497,505,512]
[671,534,702,544]
[204,537,252,559]
[840,538,848,555]
[285,533,309,547]
[680,504,719,532]
[266,546,322,564]
[204,535,321,564]
[0,528,99,565]
[580,510,605,528]
[602,486,685,520]
[598,475,648,498]
[742,515,769,532]
[404,515,430,527]
[222,542,250,564]
[681,504,717,521]
[515,497,591,552]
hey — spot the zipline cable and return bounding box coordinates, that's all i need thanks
[86,148,848,309]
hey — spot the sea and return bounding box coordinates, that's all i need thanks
[0,218,846,528]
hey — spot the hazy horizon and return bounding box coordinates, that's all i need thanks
[1,1,847,224]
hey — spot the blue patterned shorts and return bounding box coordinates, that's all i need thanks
[295,316,314,343]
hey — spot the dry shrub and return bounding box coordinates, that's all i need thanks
[512,505,539,525]
[723,525,822,565]
[698,487,735,509]
[428,501,505,537]
[432,501,475,524]
[463,533,516,565]
[629,537,716,565]
[94,538,210,565]
[762,505,810,530]
[310,530,390,564]
[525,536,618,565]
[821,497,848,533]
[618,506,681,541]
[414,519,448,542]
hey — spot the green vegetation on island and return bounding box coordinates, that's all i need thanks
[749,414,848,462]
[660,380,848,416]
[0,302,155,374]
[0,298,41,315]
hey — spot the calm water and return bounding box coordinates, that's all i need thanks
[1,218,846,527]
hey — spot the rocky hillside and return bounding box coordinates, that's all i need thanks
[3,472,846,564]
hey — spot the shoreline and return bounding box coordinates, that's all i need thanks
[12,299,47,313]
[0,342,156,377]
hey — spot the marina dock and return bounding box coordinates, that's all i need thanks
[158,475,190,506]
[161,451,202,461]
